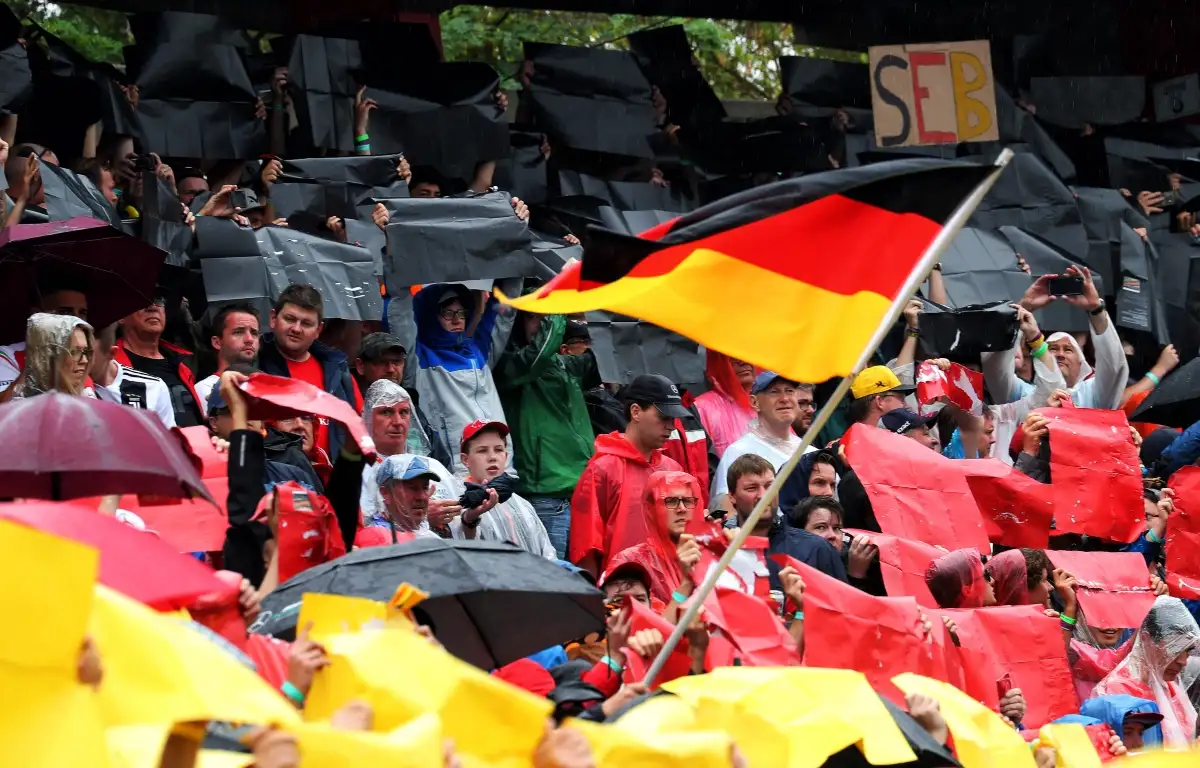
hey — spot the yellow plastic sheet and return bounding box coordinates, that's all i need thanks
[297,593,387,641]
[0,520,98,672]
[571,717,733,768]
[0,520,108,768]
[293,713,443,767]
[305,627,550,767]
[893,673,1036,768]
[665,667,916,768]
[1035,724,1102,768]
[1108,747,1200,766]
[89,584,300,728]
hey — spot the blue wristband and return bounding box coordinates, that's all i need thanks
[671,590,688,604]
[356,144,371,152]
[1146,372,1161,386]
[281,681,305,705]
[600,655,623,673]
[793,611,804,621]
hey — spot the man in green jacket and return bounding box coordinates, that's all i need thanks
[497,314,600,558]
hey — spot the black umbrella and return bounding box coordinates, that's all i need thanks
[1130,357,1200,429]
[253,538,605,670]
[821,695,960,767]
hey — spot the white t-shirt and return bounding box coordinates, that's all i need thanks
[194,374,219,416]
[0,342,25,391]
[95,364,178,429]
[711,429,815,498]
[360,454,459,527]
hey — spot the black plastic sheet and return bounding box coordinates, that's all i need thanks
[997,226,1102,334]
[557,170,694,213]
[1030,76,1147,130]
[360,62,509,181]
[525,42,658,159]
[584,311,705,387]
[286,34,361,152]
[269,153,408,221]
[383,191,534,288]
[779,55,872,127]
[628,25,726,130]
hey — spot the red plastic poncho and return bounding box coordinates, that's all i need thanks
[604,470,703,606]
[569,432,682,570]
[925,549,989,609]
[252,481,347,583]
[693,350,754,458]
[985,549,1032,606]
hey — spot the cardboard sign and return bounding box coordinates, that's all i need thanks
[1153,74,1200,122]
[868,40,999,148]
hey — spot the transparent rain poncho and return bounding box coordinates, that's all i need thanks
[361,379,434,458]
[1092,596,1200,746]
[18,312,93,397]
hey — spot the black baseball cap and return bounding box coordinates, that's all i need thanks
[880,407,938,435]
[357,332,406,361]
[563,320,590,344]
[621,374,690,420]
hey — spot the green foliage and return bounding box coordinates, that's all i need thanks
[440,7,862,101]
[4,0,129,66]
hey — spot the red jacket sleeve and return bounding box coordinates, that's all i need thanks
[569,461,608,567]
[581,659,622,699]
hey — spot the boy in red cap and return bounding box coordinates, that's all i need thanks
[451,419,557,558]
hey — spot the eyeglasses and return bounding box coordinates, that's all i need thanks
[439,308,468,321]
[66,347,93,362]
[663,496,698,510]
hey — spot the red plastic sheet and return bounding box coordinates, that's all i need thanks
[843,423,990,550]
[937,606,1077,727]
[845,528,944,608]
[1166,466,1200,599]
[962,460,1056,549]
[1041,407,1143,543]
[780,554,948,705]
[701,586,801,667]
[1046,550,1155,630]
[121,426,229,553]
[240,373,376,459]
[619,595,692,689]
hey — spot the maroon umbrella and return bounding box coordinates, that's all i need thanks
[0,393,215,502]
[0,217,166,340]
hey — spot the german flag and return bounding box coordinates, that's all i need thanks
[499,159,1000,383]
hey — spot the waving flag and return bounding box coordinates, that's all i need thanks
[498,158,1000,383]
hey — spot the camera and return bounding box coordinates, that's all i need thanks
[132,154,158,173]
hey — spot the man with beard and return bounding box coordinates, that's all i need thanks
[195,304,260,411]
[116,296,203,427]
[792,383,816,437]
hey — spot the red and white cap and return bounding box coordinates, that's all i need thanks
[460,419,510,451]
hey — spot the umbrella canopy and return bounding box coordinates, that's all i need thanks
[254,538,605,670]
[0,217,165,340]
[1131,357,1200,429]
[0,393,214,502]
[0,501,231,610]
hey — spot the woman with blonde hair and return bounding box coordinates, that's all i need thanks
[16,312,94,397]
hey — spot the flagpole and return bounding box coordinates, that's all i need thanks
[641,149,1015,687]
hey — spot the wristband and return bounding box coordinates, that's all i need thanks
[671,590,688,604]
[281,681,306,705]
[1147,528,1163,544]
[905,327,920,338]
[355,133,370,143]
[356,144,371,152]
[600,655,624,673]
[793,611,804,621]
[1030,341,1049,359]
[1025,334,1045,350]
[1059,613,1077,626]
[1146,372,1161,386]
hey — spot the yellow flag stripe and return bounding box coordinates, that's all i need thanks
[501,247,893,383]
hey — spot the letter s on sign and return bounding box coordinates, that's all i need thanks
[873,53,911,148]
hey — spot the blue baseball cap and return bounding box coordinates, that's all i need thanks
[880,407,937,435]
[207,385,227,413]
[376,454,440,486]
[750,371,799,395]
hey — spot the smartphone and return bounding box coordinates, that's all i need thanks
[1162,189,1181,207]
[229,189,251,211]
[1046,275,1084,296]
[997,673,1014,699]
[842,531,853,549]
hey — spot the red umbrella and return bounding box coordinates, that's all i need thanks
[0,393,215,502]
[0,217,165,340]
[0,500,234,610]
